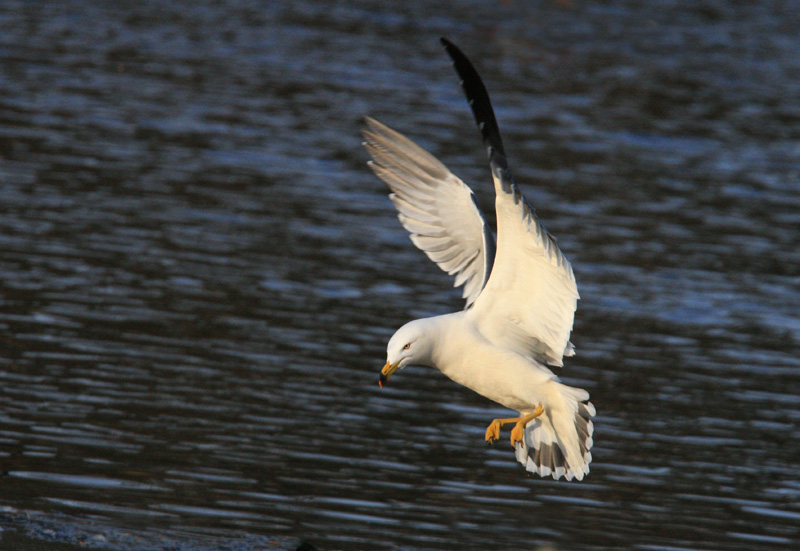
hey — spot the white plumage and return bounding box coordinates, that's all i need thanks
[364,118,494,308]
[366,39,595,481]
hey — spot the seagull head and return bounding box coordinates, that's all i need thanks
[379,319,433,388]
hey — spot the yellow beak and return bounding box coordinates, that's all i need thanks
[378,360,400,388]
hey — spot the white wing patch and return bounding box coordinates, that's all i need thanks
[468,180,578,366]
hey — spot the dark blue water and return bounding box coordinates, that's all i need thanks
[1,1,799,550]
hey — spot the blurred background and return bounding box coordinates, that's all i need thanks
[1,1,799,550]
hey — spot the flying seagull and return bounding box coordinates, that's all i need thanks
[363,38,595,481]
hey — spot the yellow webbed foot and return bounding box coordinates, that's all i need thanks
[485,420,501,443]
[510,422,525,447]
[509,405,545,448]
[485,405,544,447]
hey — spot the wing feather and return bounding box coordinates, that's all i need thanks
[442,38,578,366]
[363,117,495,308]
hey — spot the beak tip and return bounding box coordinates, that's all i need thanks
[378,373,387,388]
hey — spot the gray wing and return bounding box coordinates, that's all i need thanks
[362,117,495,308]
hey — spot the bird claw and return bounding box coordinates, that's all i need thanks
[510,422,525,448]
[484,420,501,444]
[484,406,544,448]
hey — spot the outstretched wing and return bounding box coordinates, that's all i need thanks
[442,38,578,366]
[362,117,495,308]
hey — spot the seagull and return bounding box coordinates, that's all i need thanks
[363,38,594,481]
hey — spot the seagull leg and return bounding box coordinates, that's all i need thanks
[485,419,506,443]
[485,405,544,446]
[509,405,544,447]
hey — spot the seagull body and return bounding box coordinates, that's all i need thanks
[386,313,532,409]
[364,38,595,481]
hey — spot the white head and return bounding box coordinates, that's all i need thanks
[379,318,434,388]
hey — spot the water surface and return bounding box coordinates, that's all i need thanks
[1,1,799,550]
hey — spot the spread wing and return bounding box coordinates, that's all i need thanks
[362,116,495,308]
[442,38,578,366]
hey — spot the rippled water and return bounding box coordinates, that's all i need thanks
[2,1,800,550]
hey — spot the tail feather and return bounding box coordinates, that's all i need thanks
[515,384,595,481]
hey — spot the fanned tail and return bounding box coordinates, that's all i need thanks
[515,383,595,481]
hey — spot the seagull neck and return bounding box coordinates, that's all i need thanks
[418,311,466,370]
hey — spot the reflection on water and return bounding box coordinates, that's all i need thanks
[1,1,799,550]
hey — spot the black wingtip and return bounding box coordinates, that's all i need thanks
[440,38,511,186]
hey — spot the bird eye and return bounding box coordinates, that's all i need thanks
[403,343,411,350]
